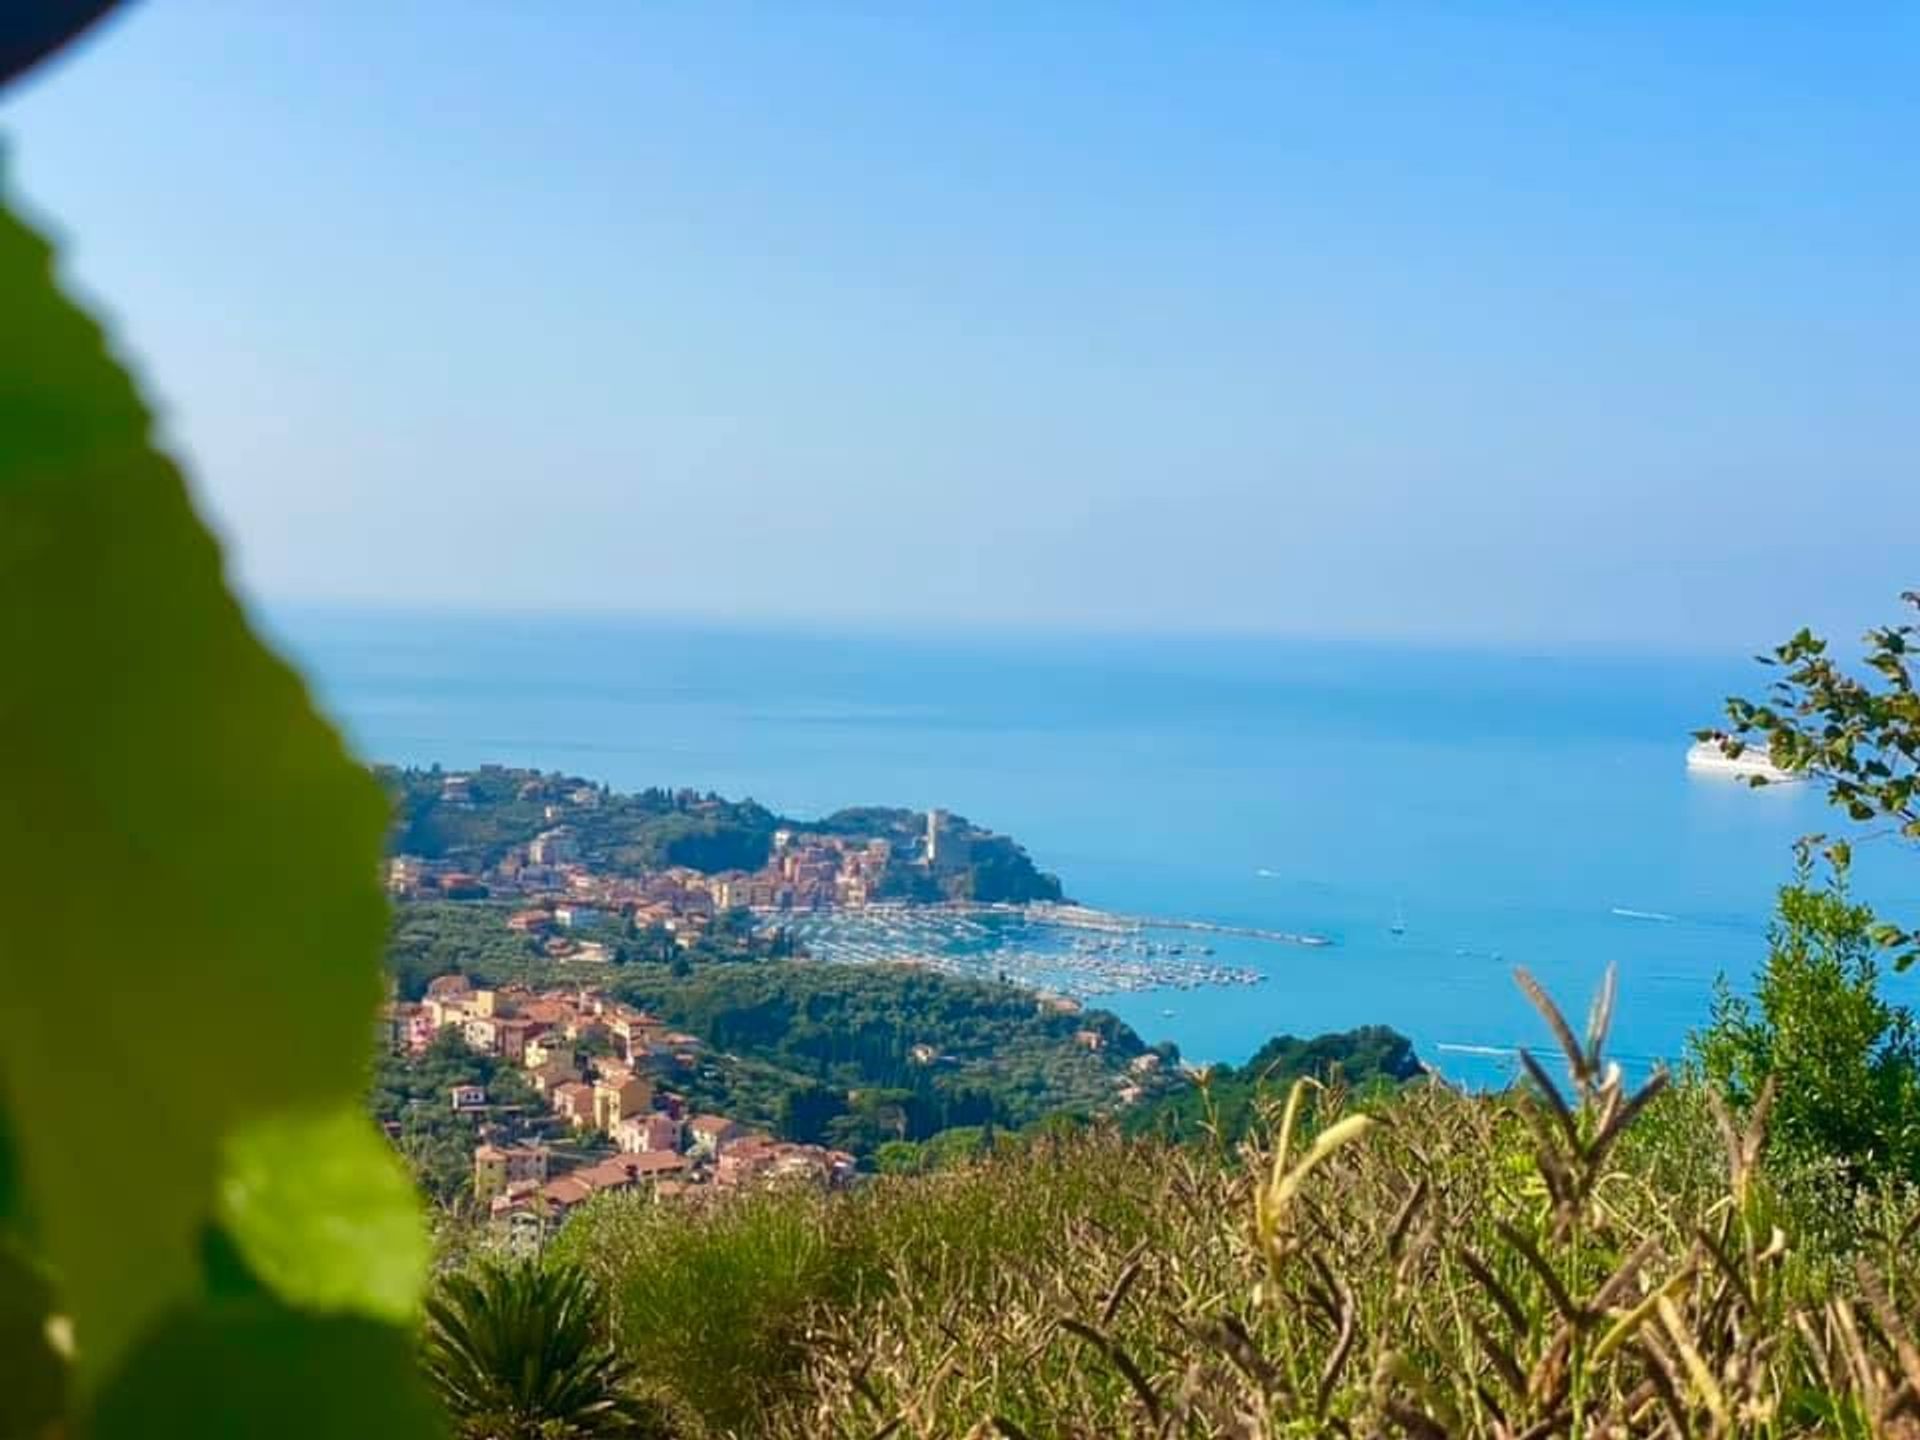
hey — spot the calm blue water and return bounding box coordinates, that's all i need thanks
[270,608,1917,1084]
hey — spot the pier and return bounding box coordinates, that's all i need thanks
[1025,902,1332,949]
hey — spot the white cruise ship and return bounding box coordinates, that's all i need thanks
[1686,738,1798,782]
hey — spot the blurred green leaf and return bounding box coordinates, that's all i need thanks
[0,187,399,1379]
[0,1101,19,1232]
[218,1105,430,1324]
[199,1222,270,1303]
[89,1301,446,1440]
[0,1242,67,1440]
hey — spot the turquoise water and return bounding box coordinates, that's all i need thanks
[272,608,1916,1084]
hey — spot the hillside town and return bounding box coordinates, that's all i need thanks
[389,810,910,919]
[383,974,858,1239]
[386,764,1019,961]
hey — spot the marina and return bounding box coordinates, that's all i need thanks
[768,903,1277,1000]
[1029,901,1333,949]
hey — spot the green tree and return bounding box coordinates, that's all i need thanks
[1702,591,1920,968]
[872,1139,927,1175]
[1692,845,1920,1182]
[921,1125,992,1170]
[423,1258,663,1439]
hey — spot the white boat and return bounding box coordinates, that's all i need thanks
[1687,739,1797,782]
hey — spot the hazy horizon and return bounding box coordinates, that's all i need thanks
[262,594,1831,669]
[5,4,1915,652]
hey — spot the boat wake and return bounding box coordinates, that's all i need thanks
[1435,1042,1512,1057]
[1611,907,1676,923]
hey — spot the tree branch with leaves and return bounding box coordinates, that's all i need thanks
[1700,591,1920,969]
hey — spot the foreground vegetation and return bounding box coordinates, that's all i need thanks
[450,847,1920,1437]
[538,968,1920,1438]
[509,840,1920,1437]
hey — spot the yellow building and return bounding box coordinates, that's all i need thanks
[473,1143,549,1202]
[592,1076,654,1133]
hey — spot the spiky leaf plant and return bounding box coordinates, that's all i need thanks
[423,1257,664,1439]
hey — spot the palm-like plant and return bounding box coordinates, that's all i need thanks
[423,1256,662,1439]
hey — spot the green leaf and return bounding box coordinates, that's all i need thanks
[218,1105,430,1324]
[0,1241,68,1440]
[199,1222,270,1303]
[88,1301,447,1440]
[0,1099,19,1233]
[0,188,400,1378]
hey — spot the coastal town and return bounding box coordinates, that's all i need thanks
[384,764,1054,949]
[368,766,1236,1236]
[389,777,922,914]
[382,973,865,1240]
[382,766,1281,997]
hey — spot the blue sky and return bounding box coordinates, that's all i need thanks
[4,3,1914,649]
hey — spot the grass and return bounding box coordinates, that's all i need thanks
[547,969,1920,1438]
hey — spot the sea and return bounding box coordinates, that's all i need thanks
[270,607,1917,1088]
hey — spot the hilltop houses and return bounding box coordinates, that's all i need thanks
[383,801,962,946]
[386,972,856,1238]
[615,1111,683,1154]
[473,1143,548,1202]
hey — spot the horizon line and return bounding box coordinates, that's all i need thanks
[247,591,1781,667]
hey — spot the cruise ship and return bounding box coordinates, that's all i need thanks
[1686,738,1797,783]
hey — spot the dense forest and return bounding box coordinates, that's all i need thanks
[607,961,1157,1148]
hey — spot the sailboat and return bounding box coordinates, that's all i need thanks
[1389,898,1406,936]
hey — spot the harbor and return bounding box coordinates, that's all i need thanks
[766,902,1310,1000]
[1027,902,1333,948]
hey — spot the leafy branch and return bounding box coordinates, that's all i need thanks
[1700,592,1920,968]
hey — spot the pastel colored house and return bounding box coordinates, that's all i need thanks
[551,1081,595,1128]
[376,1003,435,1056]
[473,1143,549,1202]
[592,1076,655,1133]
[614,1112,683,1155]
[463,1016,502,1055]
[493,1017,541,1064]
[686,1114,742,1159]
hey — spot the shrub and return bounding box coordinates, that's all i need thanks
[1694,846,1920,1184]
[562,970,1920,1437]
